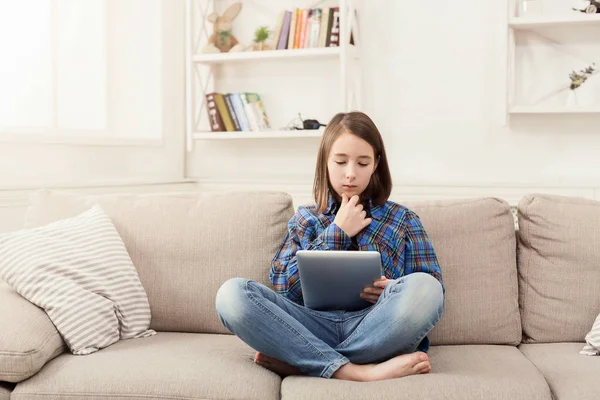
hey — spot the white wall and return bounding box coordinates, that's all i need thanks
[187,0,600,205]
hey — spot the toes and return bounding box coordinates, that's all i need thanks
[413,360,430,373]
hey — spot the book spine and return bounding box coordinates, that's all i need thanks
[304,9,313,48]
[214,94,234,131]
[310,9,321,48]
[278,11,292,50]
[298,9,309,49]
[240,93,259,131]
[329,8,340,47]
[224,94,241,131]
[205,93,225,132]
[293,9,303,49]
[272,10,285,50]
[231,94,251,131]
[288,8,297,49]
[318,8,330,48]
[246,93,270,130]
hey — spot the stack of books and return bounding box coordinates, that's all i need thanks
[205,92,271,132]
[272,7,342,50]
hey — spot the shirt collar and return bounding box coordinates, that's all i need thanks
[324,195,383,221]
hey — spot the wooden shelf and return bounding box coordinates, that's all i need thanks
[193,129,324,140]
[192,46,358,64]
[509,14,600,30]
[509,106,600,114]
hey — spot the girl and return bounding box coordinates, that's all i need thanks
[216,111,444,382]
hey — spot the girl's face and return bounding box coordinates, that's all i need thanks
[327,131,378,201]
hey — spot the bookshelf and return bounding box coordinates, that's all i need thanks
[193,128,324,140]
[192,46,357,64]
[507,2,600,117]
[185,0,361,150]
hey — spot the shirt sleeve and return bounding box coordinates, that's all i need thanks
[403,211,445,293]
[270,209,351,304]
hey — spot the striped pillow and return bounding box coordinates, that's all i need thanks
[0,205,155,355]
[580,313,600,356]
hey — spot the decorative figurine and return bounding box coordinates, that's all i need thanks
[206,3,242,53]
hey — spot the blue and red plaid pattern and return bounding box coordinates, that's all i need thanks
[270,197,444,305]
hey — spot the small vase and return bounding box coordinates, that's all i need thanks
[253,42,269,51]
[567,86,595,108]
[566,90,578,108]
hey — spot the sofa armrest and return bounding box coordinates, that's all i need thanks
[0,281,65,383]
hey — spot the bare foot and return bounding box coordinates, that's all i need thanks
[332,352,431,382]
[254,352,302,377]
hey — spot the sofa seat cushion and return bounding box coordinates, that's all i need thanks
[11,332,281,400]
[519,343,600,400]
[281,345,551,400]
[0,383,14,400]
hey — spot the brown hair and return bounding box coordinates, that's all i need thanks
[313,111,392,212]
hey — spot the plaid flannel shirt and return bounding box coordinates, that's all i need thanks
[270,197,444,305]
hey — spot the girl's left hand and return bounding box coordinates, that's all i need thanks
[360,276,394,304]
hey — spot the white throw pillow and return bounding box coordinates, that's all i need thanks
[0,205,155,355]
[580,313,600,356]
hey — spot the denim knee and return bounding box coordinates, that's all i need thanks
[390,272,444,325]
[215,277,249,329]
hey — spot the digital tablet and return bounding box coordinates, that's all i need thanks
[296,250,383,311]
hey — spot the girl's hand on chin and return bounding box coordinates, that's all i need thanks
[334,193,372,237]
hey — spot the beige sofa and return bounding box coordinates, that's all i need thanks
[1,189,599,400]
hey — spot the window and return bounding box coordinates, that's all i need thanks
[0,0,162,142]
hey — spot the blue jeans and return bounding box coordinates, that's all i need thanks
[215,272,444,378]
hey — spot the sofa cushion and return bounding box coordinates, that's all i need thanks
[581,312,600,355]
[0,206,155,355]
[399,197,521,345]
[24,189,294,334]
[0,382,15,400]
[517,194,600,343]
[0,281,65,383]
[10,332,280,400]
[520,343,600,400]
[281,345,551,400]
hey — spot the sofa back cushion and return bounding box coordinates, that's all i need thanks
[25,189,294,334]
[517,194,600,343]
[401,197,521,345]
[0,280,65,382]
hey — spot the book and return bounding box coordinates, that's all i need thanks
[230,94,251,132]
[224,94,241,131]
[298,9,309,49]
[329,8,340,47]
[278,10,292,50]
[239,93,259,131]
[246,93,271,130]
[205,93,224,132]
[288,8,298,49]
[318,8,330,48]
[293,9,302,49]
[272,10,286,50]
[213,94,235,131]
[309,9,322,48]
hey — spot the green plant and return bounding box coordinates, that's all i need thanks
[254,26,270,43]
[570,63,596,90]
